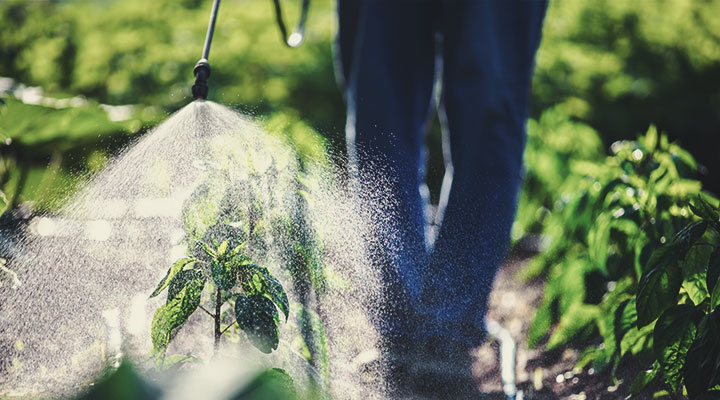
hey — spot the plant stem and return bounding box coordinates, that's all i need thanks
[198,305,214,318]
[214,288,221,353]
[220,321,236,336]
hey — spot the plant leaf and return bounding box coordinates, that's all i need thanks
[217,240,228,256]
[710,275,720,311]
[683,245,712,306]
[230,368,298,400]
[637,245,683,327]
[653,304,697,393]
[689,196,720,231]
[614,298,637,356]
[235,294,280,353]
[150,258,195,298]
[256,266,289,321]
[672,220,708,251]
[211,260,237,291]
[546,303,598,350]
[683,311,720,397]
[167,269,205,303]
[151,277,204,366]
[707,248,720,293]
[630,362,659,396]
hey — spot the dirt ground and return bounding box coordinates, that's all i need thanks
[474,253,641,400]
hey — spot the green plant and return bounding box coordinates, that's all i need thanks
[627,196,720,398]
[149,234,289,366]
[523,123,720,397]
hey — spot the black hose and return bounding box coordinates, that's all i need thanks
[272,0,310,48]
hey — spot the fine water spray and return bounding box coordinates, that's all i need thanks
[191,0,310,100]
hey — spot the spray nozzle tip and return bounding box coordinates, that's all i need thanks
[191,59,211,100]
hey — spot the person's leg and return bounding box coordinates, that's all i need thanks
[337,0,437,344]
[419,0,547,347]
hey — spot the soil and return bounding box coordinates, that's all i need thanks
[474,252,648,400]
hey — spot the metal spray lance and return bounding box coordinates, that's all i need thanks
[190,0,310,100]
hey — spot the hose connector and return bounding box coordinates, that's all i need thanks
[192,58,211,100]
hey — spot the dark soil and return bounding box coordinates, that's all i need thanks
[474,254,648,400]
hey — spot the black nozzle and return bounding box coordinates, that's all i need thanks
[192,59,211,100]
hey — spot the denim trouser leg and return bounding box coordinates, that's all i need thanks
[338,0,436,343]
[337,0,547,347]
[419,1,547,346]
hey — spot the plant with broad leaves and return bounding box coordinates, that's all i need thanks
[522,124,720,397]
[626,195,720,398]
[149,235,289,367]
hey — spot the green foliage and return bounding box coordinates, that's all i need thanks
[535,0,720,192]
[150,237,289,364]
[229,368,298,400]
[75,362,160,400]
[523,113,720,396]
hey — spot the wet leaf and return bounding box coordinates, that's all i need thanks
[151,278,204,365]
[235,294,280,353]
[167,269,205,303]
[211,260,237,291]
[150,258,195,298]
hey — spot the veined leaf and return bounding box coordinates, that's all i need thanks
[167,269,205,303]
[637,246,683,327]
[256,266,289,321]
[614,299,637,356]
[683,311,720,397]
[653,304,697,393]
[211,260,237,291]
[683,245,712,306]
[620,321,654,357]
[235,294,280,353]
[151,278,204,366]
[150,258,195,298]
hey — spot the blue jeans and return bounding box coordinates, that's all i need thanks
[337,0,547,347]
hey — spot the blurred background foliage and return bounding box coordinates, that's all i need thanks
[1,0,719,215]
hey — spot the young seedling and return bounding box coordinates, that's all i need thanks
[149,236,289,367]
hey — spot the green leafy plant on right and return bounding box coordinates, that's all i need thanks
[521,123,720,397]
[628,196,720,398]
[149,234,289,367]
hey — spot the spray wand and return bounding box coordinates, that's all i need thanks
[191,0,219,100]
[191,0,310,100]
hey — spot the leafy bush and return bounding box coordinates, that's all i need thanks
[535,0,720,192]
[150,236,289,365]
[523,118,720,397]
